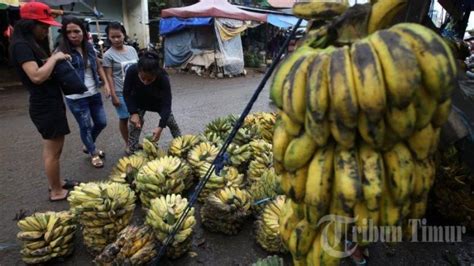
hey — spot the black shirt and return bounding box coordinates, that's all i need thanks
[11,42,63,103]
[123,64,172,128]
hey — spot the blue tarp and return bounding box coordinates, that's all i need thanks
[267,14,307,29]
[160,17,213,36]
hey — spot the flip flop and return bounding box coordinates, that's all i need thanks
[83,148,106,158]
[49,190,70,202]
[91,155,104,168]
[48,179,80,192]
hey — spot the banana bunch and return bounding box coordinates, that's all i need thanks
[245,112,277,143]
[17,211,77,264]
[226,143,251,168]
[247,140,273,183]
[168,134,201,160]
[255,195,287,253]
[251,255,285,266]
[187,141,219,174]
[204,116,234,139]
[136,156,192,208]
[249,168,281,215]
[201,131,224,146]
[146,194,196,259]
[109,154,147,185]
[271,13,457,264]
[201,187,252,235]
[233,125,260,146]
[68,182,135,254]
[94,224,157,265]
[197,164,244,202]
[142,137,167,160]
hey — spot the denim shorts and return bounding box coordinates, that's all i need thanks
[114,96,130,120]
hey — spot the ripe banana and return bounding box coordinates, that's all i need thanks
[304,143,335,213]
[407,123,435,160]
[383,142,414,205]
[283,132,317,171]
[369,30,421,108]
[333,145,362,215]
[351,38,386,122]
[358,143,384,211]
[412,87,437,130]
[281,112,302,136]
[368,0,407,34]
[305,112,331,147]
[391,23,458,102]
[283,54,316,124]
[293,1,348,20]
[307,49,332,121]
[271,46,313,108]
[287,166,309,202]
[272,116,293,162]
[412,158,435,201]
[328,46,358,129]
[385,102,416,139]
[329,108,356,148]
[432,99,452,128]
[287,219,317,260]
[358,111,385,148]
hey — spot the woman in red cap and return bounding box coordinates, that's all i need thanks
[9,2,77,201]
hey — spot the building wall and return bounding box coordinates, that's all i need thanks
[123,0,149,49]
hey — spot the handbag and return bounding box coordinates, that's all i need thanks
[53,60,88,95]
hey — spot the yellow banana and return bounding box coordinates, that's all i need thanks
[272,116,293,162]
[412,87,437,130]
[379,183,402,226]
[368,0,407,34]
[391,23,458,102]
[432,99,452,128]
[329,108,356,148]
[270,46,313,108]
[359,143,384,211]
[407,123,434,160]
[412,158,435,201]
[293,1,348,20]
[288,166,309,202]
[281,112,302,136]
[304,143,335,213]
[351,38,386,122]
[358,111,385,149]
[287,219,317,260]
[383,142,414,205]
[283,53,317,124]
[307,50,331,122]
[369,30,421,108]
[385,102,416,139]
[333,145,362,215]
[428,126,441,156]
[305,112,330,147]
[328,46,359,129]
[283,132,317,171]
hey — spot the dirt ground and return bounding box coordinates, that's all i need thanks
[0,68,473,265]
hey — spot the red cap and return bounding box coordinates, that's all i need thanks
[20,2,61,27]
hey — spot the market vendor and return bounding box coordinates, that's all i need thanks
[123,51,181,154]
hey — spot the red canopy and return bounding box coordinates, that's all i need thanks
[161,0,267,22]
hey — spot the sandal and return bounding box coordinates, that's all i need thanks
[91,155,104,168]
[48,179,80,191]
[49,190,69,202]
[83,147,106,158]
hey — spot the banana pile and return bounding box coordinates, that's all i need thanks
[248,140,274,183]
[245,112,276,143]
[142,138,167,160]
[249,168,281,215]
[255,195,287,253]
[94,224,157,265]
[251,255,285,266]
[201,187,252,235]
[68,182,135,254]
[146,194,196,259]
[226,143,251,169]
[109,154,147,185]
[168,135,201,160]
[270,1,457,261]
[17,211,77,264]
[197,164,244,202]
[136,156,193,208]
[187,142,219,175]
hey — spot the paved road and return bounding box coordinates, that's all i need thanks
[0,70,473,265]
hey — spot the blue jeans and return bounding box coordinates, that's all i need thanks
[66,93,107,155]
